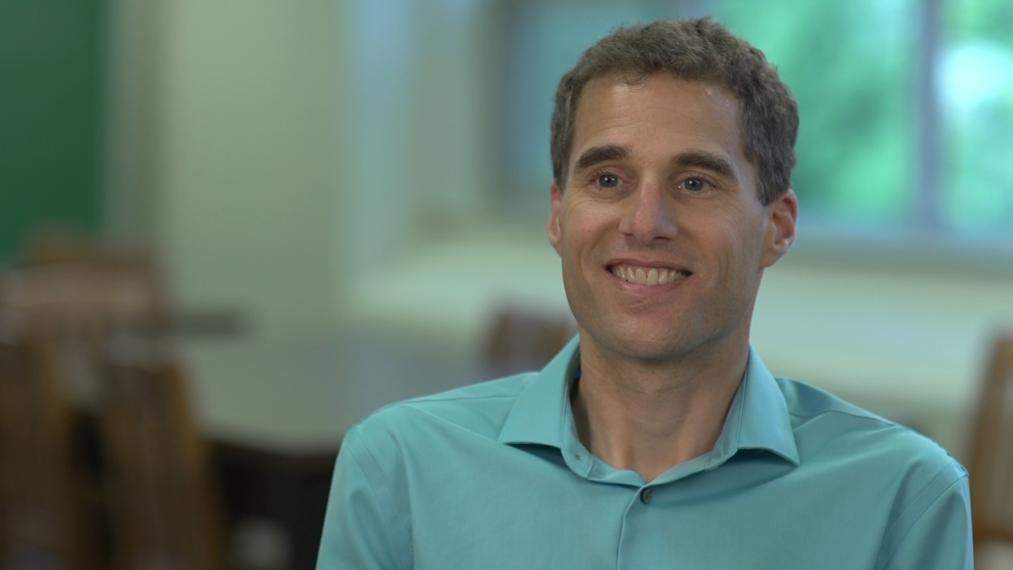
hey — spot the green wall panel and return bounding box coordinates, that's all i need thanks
[0,0,105,264]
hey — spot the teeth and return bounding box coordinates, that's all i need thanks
[646,268,659,285]
[610,265,687,286]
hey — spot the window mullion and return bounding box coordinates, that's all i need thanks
[914,0,943,230]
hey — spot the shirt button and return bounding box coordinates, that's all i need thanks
[639,487,653,504]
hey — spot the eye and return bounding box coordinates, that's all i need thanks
[681,176,709,192]
[596,173,620,188]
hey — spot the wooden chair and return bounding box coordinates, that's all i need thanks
[0,317,97,569]
[481,305,576,377]
[0,254,167,406]
[97,335,225,570]
[1,235,219,569]
[24,230,155,273]
[967,331,1013,552]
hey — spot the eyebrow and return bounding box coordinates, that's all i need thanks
[572,145,737,181]
[573,144,629,172]
[671,150,737,180]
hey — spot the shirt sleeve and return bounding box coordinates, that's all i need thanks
[316,425,409,570]
[877,473,973,570]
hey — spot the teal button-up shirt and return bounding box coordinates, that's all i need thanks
[318,338,972,569]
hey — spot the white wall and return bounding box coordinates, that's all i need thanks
[145,0,499,337]
[157,0,342,338]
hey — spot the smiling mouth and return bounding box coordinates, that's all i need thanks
[608,264,690,286]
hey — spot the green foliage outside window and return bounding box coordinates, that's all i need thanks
[941,0,1013,235]
[716,0,916,229]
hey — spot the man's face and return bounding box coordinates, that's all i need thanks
[548,73,797,365]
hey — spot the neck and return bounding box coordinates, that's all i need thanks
[571,335,749,482]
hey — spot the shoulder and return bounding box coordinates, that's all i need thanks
[342,372,536,458]
[775,377,966,486]
[775,377,970,565]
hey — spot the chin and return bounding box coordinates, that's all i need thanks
[621,339,695,364]
[584,323,699,365]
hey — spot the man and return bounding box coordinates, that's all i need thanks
[318,19,972,569]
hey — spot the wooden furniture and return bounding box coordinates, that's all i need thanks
[97,336,225,570]
[968,331,1013,550]
[24,231,157,279]
[0,263,167,407]
[0,236,219,569]
[481,305,576,377]
[0,319,97,570]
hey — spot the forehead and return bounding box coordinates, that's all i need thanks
[569,73,748,169]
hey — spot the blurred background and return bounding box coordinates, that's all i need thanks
[2,0,1012,568]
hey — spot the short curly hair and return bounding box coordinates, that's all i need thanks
[550,18,798,205]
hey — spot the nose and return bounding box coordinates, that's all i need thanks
[618,180,678,243]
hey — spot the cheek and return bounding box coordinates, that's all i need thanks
[731,229,768,284]
[561,206,609,249]
[707,224,764,280]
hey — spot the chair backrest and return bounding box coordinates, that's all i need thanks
[0,319,94,569]
[7,231,169,342]
[0,263,166,333]
[0,263,167,408]
[482,305,576,377]
[23,230,155,275]
[968,331,1013,546]
[97,336,225,570]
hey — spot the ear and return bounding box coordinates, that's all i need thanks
[760,189,798,268]
[547,182,564,255]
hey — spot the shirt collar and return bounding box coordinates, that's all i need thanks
[716,347,800,466]
[498,336,799,467]
[498,335,580,449]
